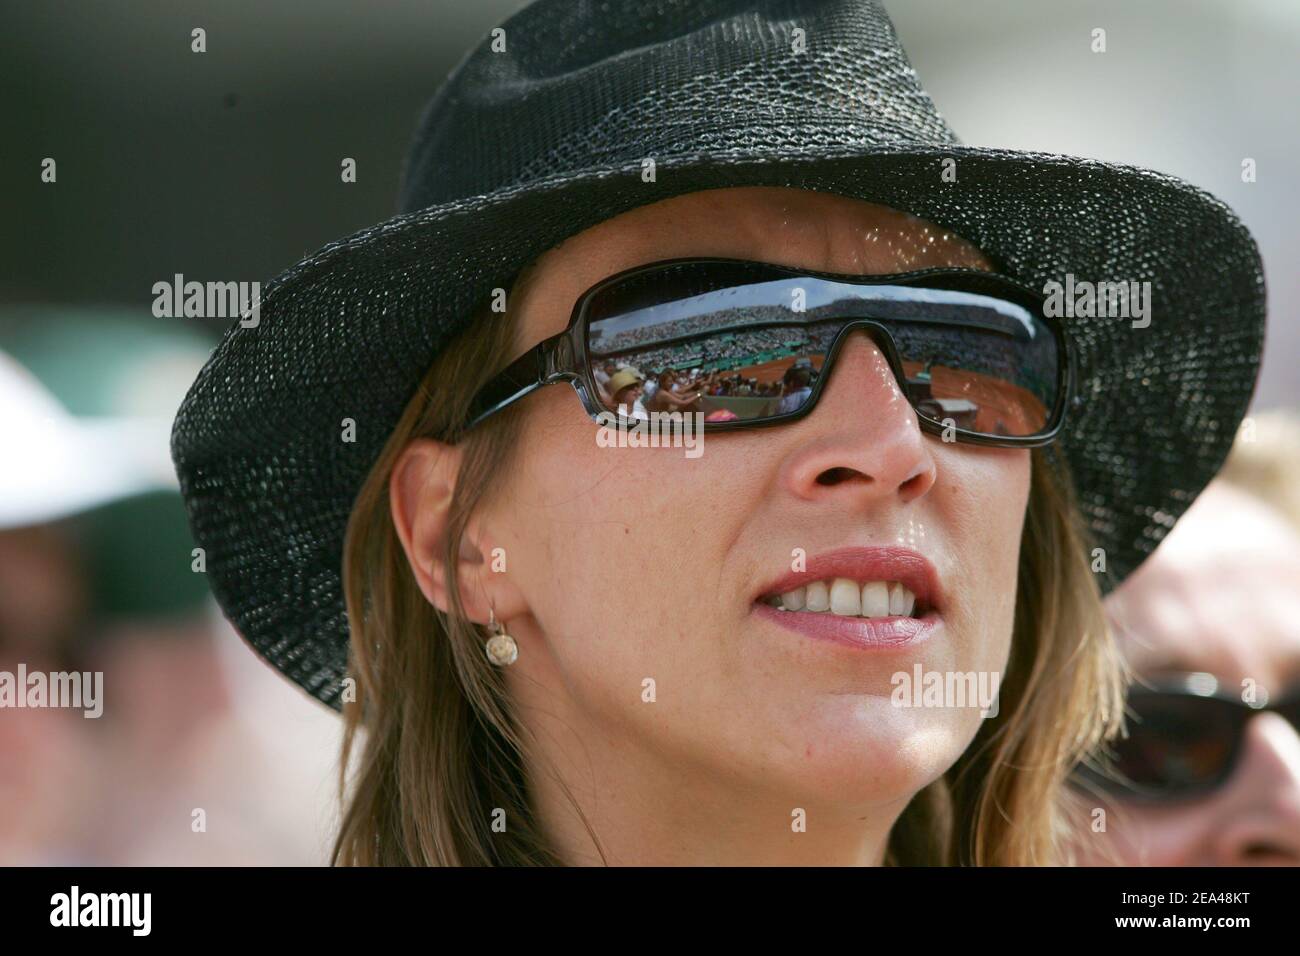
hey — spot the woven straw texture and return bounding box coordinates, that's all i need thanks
[171,0,1266,711]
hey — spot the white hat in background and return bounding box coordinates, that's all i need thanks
[0,351,176,530]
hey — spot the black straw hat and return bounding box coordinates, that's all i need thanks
[171,0,1266,711]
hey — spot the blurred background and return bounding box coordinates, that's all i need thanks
[1,0,1296,865]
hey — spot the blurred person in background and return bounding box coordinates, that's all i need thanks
[1072,412,1300,865]
[0,313,336,864]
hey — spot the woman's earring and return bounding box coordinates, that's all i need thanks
[485,607,518,667]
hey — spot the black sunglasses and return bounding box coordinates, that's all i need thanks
[1073,673,1300,803]
[463,257,1074,446]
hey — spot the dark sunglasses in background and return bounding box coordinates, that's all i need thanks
[1073,672,1300,803]
[462,258,1073,446]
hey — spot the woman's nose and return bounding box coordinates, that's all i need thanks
[777,331,937,506]
[1211,712,1300,865]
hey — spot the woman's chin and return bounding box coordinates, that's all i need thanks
[744,699,979,806]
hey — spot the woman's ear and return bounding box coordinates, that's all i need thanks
[390,437,461,614]
[389,437,521,625]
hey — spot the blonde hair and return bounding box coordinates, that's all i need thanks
[332,275,1128,866]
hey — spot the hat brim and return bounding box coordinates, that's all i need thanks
[172,144,1266,711]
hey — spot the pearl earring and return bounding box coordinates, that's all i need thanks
[485,607,518,666]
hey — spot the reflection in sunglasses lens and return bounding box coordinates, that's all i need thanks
[585,271,1058,438]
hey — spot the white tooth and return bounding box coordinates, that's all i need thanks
[900,586,916,618]
[888,582,907,617]
[780,587,806,611]
[805,580,830,612]
[861,581,890,618]
[829,578,862,616]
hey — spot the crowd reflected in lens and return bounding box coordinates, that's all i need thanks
[588,284,1055,436]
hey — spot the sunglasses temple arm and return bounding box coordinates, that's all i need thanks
[462,343,549,432]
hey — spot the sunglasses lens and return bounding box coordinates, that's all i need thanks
[1094,693,1243,799]
[583,262,1060,437]
[891,314,1056,438]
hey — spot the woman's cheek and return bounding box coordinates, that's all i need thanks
[511,425,697,669]
[935,446,1029,657]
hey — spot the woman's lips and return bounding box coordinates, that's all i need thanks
[753,601,939,649]
[752,546,944,650]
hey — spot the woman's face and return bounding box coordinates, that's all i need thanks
[441,186,1029,861]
